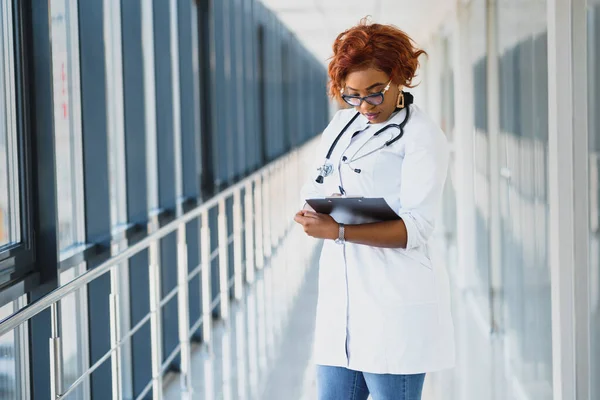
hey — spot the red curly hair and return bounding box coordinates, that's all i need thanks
[328,17,427,102]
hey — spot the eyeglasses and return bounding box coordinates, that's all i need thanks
[340,80,392,107]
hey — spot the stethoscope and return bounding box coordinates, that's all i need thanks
[315,94,413,184]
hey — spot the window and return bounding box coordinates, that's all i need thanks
[50,0,85,251]
[105,2,127,231]
[257,24,267,165]
[50,3,89,395]
[469,0,490,320]
[439,36,457,255]
[0,1,20,249]
[497,0,552,397]
[588,0,600,397]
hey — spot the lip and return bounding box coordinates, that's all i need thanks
[365,112,380,121]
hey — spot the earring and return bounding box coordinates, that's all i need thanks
[396,91,405,109]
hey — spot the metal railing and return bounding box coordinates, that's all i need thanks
[0,138,320,400]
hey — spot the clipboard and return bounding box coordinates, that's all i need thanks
[305,197,400,222]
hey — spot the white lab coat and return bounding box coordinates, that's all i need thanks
[300,105,455,374]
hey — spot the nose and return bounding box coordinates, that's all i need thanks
[358,100,375,113]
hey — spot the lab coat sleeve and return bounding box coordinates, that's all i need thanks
[396,127,449,250]
[299,110,344,209]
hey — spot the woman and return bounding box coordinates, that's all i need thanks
[293,19,455,400]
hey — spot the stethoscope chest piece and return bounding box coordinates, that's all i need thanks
[315,162,334,183]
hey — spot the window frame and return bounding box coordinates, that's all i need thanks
[0,0,37,291]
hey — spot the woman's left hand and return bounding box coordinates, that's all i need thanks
[294,210,338,240]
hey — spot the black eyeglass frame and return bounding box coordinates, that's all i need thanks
[340,80,392,107]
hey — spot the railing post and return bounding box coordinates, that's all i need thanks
[176,224,193,398]
[200,210,212,345]
[289,152,296,231]
[283,158,289,237]
[234,307,247,399]
[221,329,232,400]
[272,164,280,246]
[218,199,230,320]
[109,267,122,400]
[286,155,292,240]
[279,161,285,242]
[279,161,285,243]
[246,288,259,398]
[254,176,264,270]
[233,189,244,300]
[262,169,272,260]
[148,218,163,400]
[49,303,63,400]
[244,181,255,283]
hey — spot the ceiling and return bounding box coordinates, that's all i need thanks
[259,0,456,65]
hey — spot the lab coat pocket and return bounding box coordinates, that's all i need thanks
[398,246,432,270]
[383,249,437,305]
[351,246,437,306]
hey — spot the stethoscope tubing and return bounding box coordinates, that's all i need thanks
[316,105,411,184]
[325,112,361,159]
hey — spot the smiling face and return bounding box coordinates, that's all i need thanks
[343,68,401,124]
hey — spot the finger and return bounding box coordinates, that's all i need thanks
[302,211,320,219]
[294,215,310,225]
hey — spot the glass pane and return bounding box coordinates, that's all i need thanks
[588,0,600,398]
[0,303,18,399]
[105,4,127,229]
[497,0,552,398]
[469,0,490,320]
[60,266,89,398]
[0,1,20,248]
[50,0,83,250]
[440,37,457,256]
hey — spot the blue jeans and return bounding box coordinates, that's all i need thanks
[317,365,425,400]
